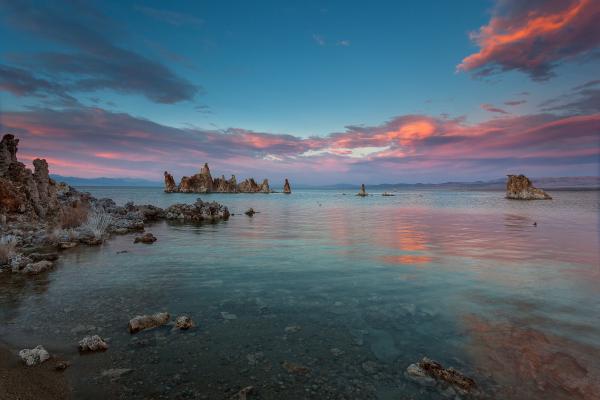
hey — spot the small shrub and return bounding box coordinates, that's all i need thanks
[82,209,113,239]
[0,235,17,265]
[61,201,89,229]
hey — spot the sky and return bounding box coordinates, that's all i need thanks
[0,0,599,185]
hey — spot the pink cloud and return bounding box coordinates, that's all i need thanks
[458,0,600,80]
[3,107,598,184]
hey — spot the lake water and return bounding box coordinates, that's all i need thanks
[1,188,599,399]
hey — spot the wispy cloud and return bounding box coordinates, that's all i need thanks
[135,5,203,27]
[312,34,326,46]
[0,0,200,104]
[504,100,527,106]
[481,103,509,114]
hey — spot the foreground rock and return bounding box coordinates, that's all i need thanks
[78,335,109,352]
[128,312,170,333]
[357,184,368,197]
[506,174,552,200]
[19,345,50,366]
[283,178,292,194]
[406,357,478,397]
[165,198,230,222]
[164,162,273,193]
[134,232,157,244]
[21,260,54,274]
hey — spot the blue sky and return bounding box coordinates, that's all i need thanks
[0,0,598,183]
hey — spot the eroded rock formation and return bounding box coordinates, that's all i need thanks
[357,184,368,197]
[164,171,177,193]
[165,198,230,222]
[283,178,291,194]
[164,163,274,193]
[506,175,552,200]
[0,134,60,219]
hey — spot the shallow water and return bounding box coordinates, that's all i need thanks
[1,188,599,399]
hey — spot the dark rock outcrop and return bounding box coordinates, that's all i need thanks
[165,198,230,222]
[506,175,552,200]
[283,178,291,194]
[164,163,274,194]
[357,184,368,197]
[0,134,60,219]
[134,232,157,244]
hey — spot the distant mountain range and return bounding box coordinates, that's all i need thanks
[51,175,162,187]
[51,175,599,190]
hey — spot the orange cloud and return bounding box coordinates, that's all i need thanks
[458,0,600,80]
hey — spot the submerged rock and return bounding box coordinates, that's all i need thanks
[406,357,478,396]
[244,208,256,217]
[357,184,368,197]
[19,345,50,366]
[128,312,170,333]
[282,360,310,375]
[506,174,552,200]
[381,192,395,196]
[101,368,133,380]
[134,232,157,244]
[230,386,254,400]
[78,335,109,352]
[21,260,54,274]
[283,178,292,194]
[174,315,195,330]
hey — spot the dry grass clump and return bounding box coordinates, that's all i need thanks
[60,201,89,229]
[83,209,113,239]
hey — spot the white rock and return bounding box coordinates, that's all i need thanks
[19,345,50,366]
[78,335,108,352]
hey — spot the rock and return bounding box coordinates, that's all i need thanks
[21,260,54,274]
[134,232,157,244]
[164,163,272,193]
[55,360,71,371]
[28,252,59,262]
[19,345,50,366]
[165,198,230,222]
[361,361,379,374]
[357,184,368,197]
[506,174,552,200]
[101,368,133,380]
[78,335,109,352]
[246,352,264,366]
[283,178,292,194]
[174,315,195,330]
[164,171,177,193]
[128,312,170,333]
[330,348,345,357]
[282,361,310,375]
[284,325,301,333]
[382,192,395,196]
[59,241,78,249]
[244,208,256,217]
[230,386,254,400]
[406,357,478,396]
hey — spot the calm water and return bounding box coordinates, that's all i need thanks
[1,188,599,399]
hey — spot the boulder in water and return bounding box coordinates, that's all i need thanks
[357,184,368,197]
[506,175,552,200]
[128,312,170,333]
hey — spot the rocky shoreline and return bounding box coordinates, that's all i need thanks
[0,134,231,275]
